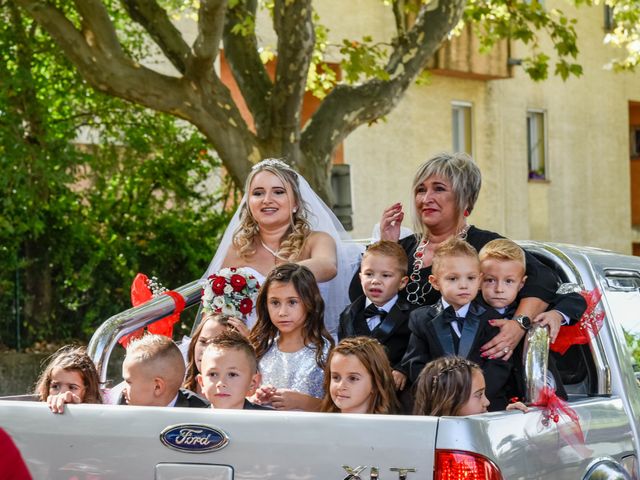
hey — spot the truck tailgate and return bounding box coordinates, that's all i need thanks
[1,401,438,479]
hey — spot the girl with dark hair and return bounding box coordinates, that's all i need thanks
[35,346,102,414]
[250,263,334,411]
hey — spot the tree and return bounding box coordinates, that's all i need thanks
[15,0,634,203]
[0,1,232,347]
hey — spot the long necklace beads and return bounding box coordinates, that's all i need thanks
[405,225,470,306]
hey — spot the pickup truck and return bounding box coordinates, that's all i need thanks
[2,241,640,480]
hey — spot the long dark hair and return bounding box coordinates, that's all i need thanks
[250,263,334,369]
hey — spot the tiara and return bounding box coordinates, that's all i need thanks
[251,158,292,171]
[431,359,475,388]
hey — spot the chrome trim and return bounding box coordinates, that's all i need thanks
[583,457,632,480]
[524,324,549,403]
[87,280,203,382]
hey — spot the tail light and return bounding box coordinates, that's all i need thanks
[435,449,503,480]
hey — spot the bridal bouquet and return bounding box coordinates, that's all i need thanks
[202,267,261,317]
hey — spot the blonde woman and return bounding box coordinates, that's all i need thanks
[205,159,362,335]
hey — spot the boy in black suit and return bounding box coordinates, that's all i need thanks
[338,241,411,391]
[478,239,587,401]
[399,238,512,411]
[198,330,271,410]
[121,334,209,408]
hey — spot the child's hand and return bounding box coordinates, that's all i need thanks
[47,391,82,414]
[532,310,563,343]
[270,389,308,410]
[254,385,276,405]
[392,370,407,391]
[227,317,250,338]
[506,401,529,413]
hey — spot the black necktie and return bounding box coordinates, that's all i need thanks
[363,303,387,320]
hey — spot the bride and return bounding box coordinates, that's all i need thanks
[204,159,362,335]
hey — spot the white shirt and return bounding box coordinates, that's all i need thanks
[441,299,470,338]
[364,295,398,331]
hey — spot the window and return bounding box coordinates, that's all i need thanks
[527,110,547,180]
[604,5,615,32]
[452,102,473,155]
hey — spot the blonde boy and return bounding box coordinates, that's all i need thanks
[399,238,513,411]
[198,331,268,410]
[479,239,572,341]
[121,334,208,408]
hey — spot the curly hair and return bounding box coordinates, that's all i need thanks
[413,356,481,416]
[183,313,235,392]
[233,159,312,261]
[249,263,334,369]
[320,337,399,414]
[35,345,103,404]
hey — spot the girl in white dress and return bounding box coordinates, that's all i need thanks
[249,263,334,411]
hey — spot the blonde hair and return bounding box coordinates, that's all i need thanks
[413,356,481,416]
[35,346,102,404]
[431,237,479,275]
[411,152,482,239]
[184,313,236,391]
[478,239,526,271]
[362,240,409,275]
[203,330,258,374]
[320,337,399,414]
[126,334,185,391]
[233,159,311,261]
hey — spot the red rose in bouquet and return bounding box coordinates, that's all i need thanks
[211,275,227,295]
[231,274,247,292]
[239,298,253,315]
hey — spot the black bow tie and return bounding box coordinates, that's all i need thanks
[364,303,387,320]
[443,306,465,328]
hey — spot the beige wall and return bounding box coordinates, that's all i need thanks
[329,1,638,254]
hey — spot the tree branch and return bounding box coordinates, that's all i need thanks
[301,0,465,188]
[222,0,272,139]
[190,0,226,77]
[120,0,192,74]
[270,0,314,166]
[74,0,124,58]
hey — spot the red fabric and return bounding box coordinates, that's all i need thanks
[532,387,592,457]
[550,288,604,355]
[118,274,184,347]
[147,290,185,337]
[0,429,32,480]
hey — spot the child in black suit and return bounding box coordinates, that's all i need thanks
[198,330,271,410]
[338,241,410,391]
[478,239,587,401]
[398,238,512,411]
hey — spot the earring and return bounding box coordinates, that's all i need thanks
[292,207,298,213]
[464,209,470,217]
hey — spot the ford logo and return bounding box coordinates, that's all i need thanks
[160,424,229,453]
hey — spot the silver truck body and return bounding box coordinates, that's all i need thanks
[1,242,639,479]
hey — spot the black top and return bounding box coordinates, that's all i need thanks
[349,225,558,310]
[243,399,273,410]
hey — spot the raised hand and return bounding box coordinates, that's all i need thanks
[380,203,404,242]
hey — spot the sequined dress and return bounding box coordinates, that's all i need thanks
[259,338,330,399]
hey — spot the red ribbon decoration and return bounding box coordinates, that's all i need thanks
[117,273,184,347]
[550,288,604,355]
[531,387,592,457]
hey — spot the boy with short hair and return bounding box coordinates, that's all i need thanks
[399,237,512,410]
[338,240,411,390]
[478,238,587,399]
[121,334,208,408]
[198,330,269,410]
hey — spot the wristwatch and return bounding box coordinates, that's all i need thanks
[513,315,532,330]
